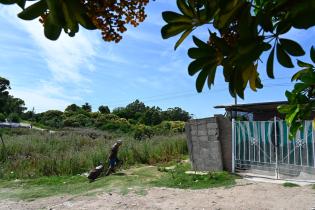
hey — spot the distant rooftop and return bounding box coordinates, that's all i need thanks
[214,101,288,113]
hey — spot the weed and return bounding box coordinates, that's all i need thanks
[152,163,237,189]
[283,182,300,187]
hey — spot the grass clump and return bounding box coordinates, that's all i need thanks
[282,182,300,187]
[153,163,237,189]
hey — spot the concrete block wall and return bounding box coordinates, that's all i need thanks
[185,115,232,172]
[185,117,224,171]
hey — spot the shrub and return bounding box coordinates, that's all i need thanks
[95,114,120,127]
[63,114,93,127]
[7,113,20,123]
[101,118,132,133]
[134,124,154,140]
[0,113,6,122]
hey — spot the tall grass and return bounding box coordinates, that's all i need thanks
[0,129,187,179]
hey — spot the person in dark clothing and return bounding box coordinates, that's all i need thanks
[105,140,122,176]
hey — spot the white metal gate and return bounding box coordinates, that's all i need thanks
[232,118,315,180]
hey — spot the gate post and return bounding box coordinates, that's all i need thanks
[274,116,279,179]
[232,119,235,173]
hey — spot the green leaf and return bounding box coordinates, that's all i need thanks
[300,75,315,86]
[188,57,211,76]
[162,11,192,23]
[0,0,17,5]
[291,68,311,81]
[46,0,64,26]
[207,65,217,88]
[266,46,275,78]
[16,0,25,9]
[174,28,193,50]
[279,38,305,56]
[311,46,315,63]
[192,36,209,48]
[214,1,244,29]
[297,60,313,68]
[196,68,209,92]
[276,43,294,68]
[177,0,194,17]
[286,105,299,125]
[18,0,47,20]
[161,23,192,39]
[277,105,292,114]
[188,47,214,59]
[62,0,79,34]
[44,15,62,41]
[276,21,291,35]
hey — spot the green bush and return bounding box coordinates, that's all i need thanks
[7,113,20,123]
[0,113,6,122]
[134,125,154,140]
[100,118,132,133]
[94,114,120,128]
[38,110,64,128]
[63,114,93,127]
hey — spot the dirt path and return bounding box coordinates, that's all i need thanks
[1,179,314,210]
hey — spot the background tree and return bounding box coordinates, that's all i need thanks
[82,102,92,112]
[162,107,190,122]
[98,105,110,114]
[0,77,11,114]
[0,77,26,117]
[65,104,81,113]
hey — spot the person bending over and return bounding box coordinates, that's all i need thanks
[105,140,122,176]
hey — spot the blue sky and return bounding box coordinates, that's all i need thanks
[0,1,314,118]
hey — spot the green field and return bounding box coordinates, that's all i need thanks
[0,129,187,179]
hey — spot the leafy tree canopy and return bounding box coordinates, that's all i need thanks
[0,0,148,42]
[2,0,315,136]
[160,0,315,137]
[98,105,110,114]
[81,102,92,112]
[0,77,26,116]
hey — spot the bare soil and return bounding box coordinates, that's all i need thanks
[1,179,314,210]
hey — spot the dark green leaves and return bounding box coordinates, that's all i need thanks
[162,11,191,23]
[161,0,215,50]
[18,0,47,20]
[275,38,305,69]
[161,23,192,39]
[276,43,294,68]
[267,47,275,78]
[177,0,193,17]
[44,15,62,41]
[311,46,315,63]
[279,38,305,56]
[187,36,220,92]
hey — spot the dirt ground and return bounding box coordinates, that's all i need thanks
[1,179,315,210]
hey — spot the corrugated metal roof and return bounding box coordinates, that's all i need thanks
[214,101,288,112]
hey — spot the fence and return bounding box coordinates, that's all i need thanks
[233,118,315,180]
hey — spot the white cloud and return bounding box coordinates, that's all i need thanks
[11,89,71,112]
[0,6,97,84]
